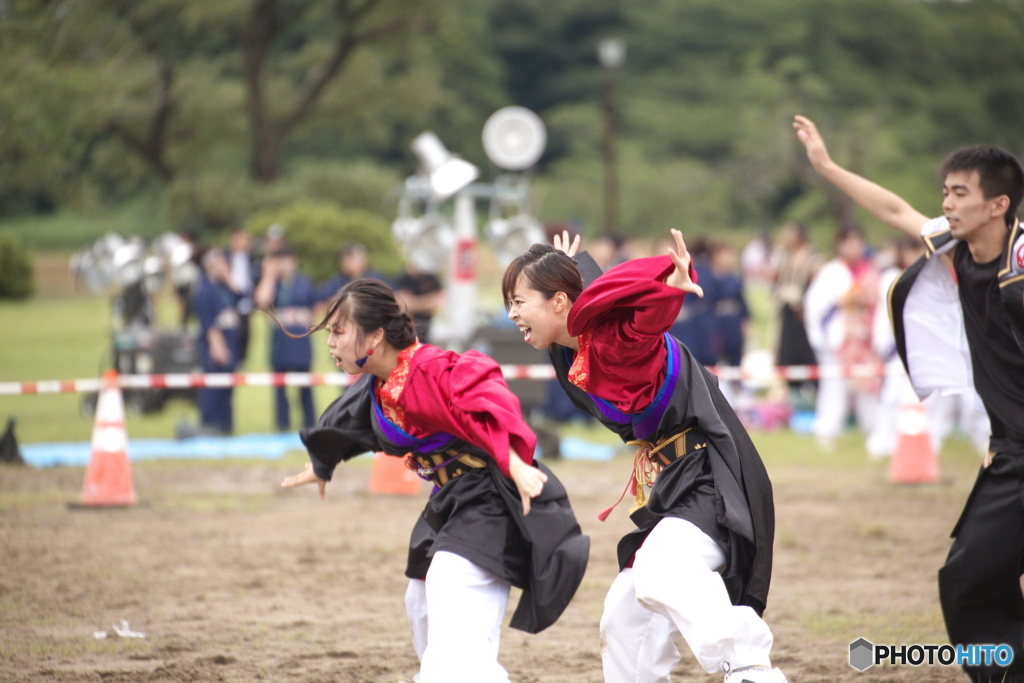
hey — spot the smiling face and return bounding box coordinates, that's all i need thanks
[507,274,571,350]
[942,170,1006,241]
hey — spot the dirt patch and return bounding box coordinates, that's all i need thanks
[0,443,981,682]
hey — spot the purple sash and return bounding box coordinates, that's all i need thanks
[580,333,680,441]
[370,389,455,453]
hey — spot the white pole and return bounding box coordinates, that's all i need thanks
[447,191,478,350]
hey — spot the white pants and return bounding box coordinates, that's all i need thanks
[868,368,946,458]
[929,390,991,456]
[814,366,878,447]
[405,551,511,683]
[600,518,773,682]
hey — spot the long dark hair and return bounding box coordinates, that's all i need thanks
[315,279,417,349]
[272,279,417,349]
[501,244,583,309]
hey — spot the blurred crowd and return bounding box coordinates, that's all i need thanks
[541,224,989,459]
[167,220,987,457]
[174,224,442,438]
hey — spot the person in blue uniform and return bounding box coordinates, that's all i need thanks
[710,242,750,369]
[190,248,241,434]
[254,245,318,430]
[315,242,389,305]
[660,236,718,367]
[227,227,258,367]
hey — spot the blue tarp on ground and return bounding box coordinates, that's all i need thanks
[21,432,307,468]
[557,437,616,461]
[21,433,618,468]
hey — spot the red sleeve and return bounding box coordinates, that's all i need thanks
[566,255,696,414]
[568,255,692,338]
[403,349,535,477]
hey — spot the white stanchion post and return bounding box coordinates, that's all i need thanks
[447,191,478,351]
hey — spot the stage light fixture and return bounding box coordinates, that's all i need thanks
[482,107,547,172]
[410,132,479,201]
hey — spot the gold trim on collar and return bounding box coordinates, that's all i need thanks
[923,228,953,257]
[998,218,1021,278]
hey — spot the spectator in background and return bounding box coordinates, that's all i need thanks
[711,241,751,406]
[263,223,287,258]
[616,234,644,264]
[657,234,718,366]
[710,241,750,368]
[316,242,388,305]
[255,244,318,431]
[394,263,443,343]
[587,233,622,271]
[189,248,241,435]
[771,222,823,407]
[227,227,258,366]
[803,225,881,449]
[741,230,774,284]
[866,235,930,458]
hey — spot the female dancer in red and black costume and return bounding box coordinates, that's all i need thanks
[282,279,589,683]
[503,231,784,683]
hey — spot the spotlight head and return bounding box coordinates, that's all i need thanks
[410,132,479,201]
[482,107,547,172]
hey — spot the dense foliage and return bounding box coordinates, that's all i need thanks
[2,0,1023,243]
[243,200,401,283]
[0,231,35,298]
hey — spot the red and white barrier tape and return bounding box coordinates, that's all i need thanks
[0,363,889,396]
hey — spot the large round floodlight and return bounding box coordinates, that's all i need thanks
[482,107,547,172]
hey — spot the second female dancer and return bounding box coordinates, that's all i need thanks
[281,278,589,683]
[503,231,785,683]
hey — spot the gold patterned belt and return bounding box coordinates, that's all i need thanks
[597,428,707,521]
[408,449,487,488]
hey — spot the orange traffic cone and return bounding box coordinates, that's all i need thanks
[888,398,940,484]
[78,370,137,506]
[367,452,422,496]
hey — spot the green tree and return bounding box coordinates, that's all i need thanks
[0,231,35,299]
[244,200,400,283]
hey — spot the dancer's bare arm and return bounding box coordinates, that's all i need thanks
[793,115,929,238]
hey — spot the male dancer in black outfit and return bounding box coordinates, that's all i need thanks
[794,115,1024,682]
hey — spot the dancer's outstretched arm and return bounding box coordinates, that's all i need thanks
[793,115,929,238]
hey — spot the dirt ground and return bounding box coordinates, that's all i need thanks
[0,438,985,683]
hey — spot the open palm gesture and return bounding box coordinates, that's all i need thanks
[664,229,704,297]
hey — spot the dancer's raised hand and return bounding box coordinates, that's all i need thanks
[553,229,580,257]
[664,229,704,298]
